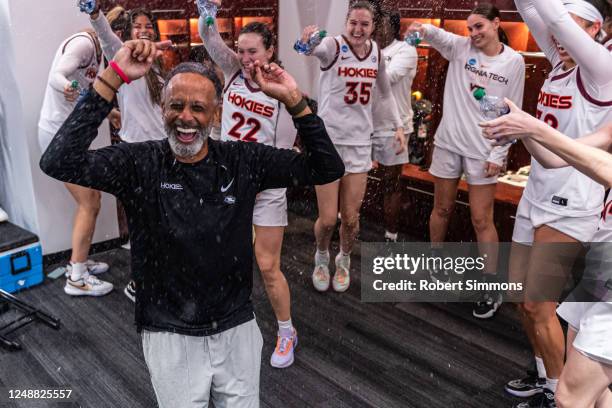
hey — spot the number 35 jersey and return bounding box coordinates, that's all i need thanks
[221,71,293,148]
[523,42,612,217]
[318,35,380,146]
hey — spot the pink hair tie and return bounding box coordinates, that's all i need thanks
[109,60,131,84]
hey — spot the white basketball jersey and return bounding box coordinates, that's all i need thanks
[38,33,101,134]
[221,71,282,147]
[523,46,612,217]
[318,35,380,146]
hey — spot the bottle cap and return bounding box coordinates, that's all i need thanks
[318,30,327,38]
[71,80,79,89]
[473,87,486,100]
[205,16,215,26]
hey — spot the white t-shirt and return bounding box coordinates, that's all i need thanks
[424,24,525,166]
[373,39,418,136]
[517,0,612,217]
[311,35,401,146]
[39,33,101,134]
[90,14,166,142]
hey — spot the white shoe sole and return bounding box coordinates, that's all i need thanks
[504,385,543,398]
[64,284,113,297]
[124,286,136,302]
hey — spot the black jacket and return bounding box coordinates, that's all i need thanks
[40,90,344,336]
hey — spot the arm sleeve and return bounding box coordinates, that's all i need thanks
[310,37,339,68]
[375,52,402,128]
[423,24,467,61]
[488,56,526,165]
[90,13,123,60]
[386,45,418,85]
[515,0,560,66]
[198,17,241,79]
[532,0,612,87]
[49,37,95,92]
[252,114,345,190]
[39,90,134,199]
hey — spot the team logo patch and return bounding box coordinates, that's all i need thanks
[341,44,349,53]
[224,196,236,205]
[371,56,377,63]
[468,58,477,66]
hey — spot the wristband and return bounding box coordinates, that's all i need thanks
[109,61,131,84]
[286,97,308,116]
[96,76,119,93]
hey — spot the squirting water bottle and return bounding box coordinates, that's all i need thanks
[405,31,422,46]
[473,88,509,120]
[293,30,327,55]
[197,0,218,27]
[77,0,96,15]
[71,80,88,104]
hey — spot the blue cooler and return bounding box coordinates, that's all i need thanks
[0,222,43,293]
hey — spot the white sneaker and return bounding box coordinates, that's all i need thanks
[270,329,298,368]
[333,252,350,292]
[64,260,109,278]
[0,207,7,223]
[124,280,136,302]
[312,264,330,292]
[64,274,113,296]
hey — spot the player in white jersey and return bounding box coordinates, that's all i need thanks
[482,104,612,408]
[407,3,525,318]
[501,1,612,405]
[88,5,169,303]
[199,0,298,369]
[372,10,417,243]
[301,1,403,294]
[38,30,113,297]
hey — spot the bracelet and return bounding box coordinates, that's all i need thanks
[96,76,119,93]
[109,61,131,84]
[286,97,308,116]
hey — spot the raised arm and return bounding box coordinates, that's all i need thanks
[514,0,560,66]
[244,61,344,189]
[300,26,339,68]
[40,40,171,197]
[406,22,466,61]
[89,10,123,60]
[532,0,612,86]
[197,0,241,79]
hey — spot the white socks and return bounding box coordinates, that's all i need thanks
[69,262,87,281]
[546,377,558,392]
[278,319,293,337]
[535,356,547,379]
[384,230,398,241]
[315,249,330,266]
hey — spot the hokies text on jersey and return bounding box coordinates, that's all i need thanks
[226,91,276,118]
[538,91,573,109]
[337,67,378,79]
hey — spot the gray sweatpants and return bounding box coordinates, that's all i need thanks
[142,318,263,408]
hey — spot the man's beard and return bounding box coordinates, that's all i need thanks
[165,121,211,158]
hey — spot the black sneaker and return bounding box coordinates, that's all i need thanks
[505,370,546,397]
[473,291,502,319]
[513,388,556,408]
[124,280,136,303]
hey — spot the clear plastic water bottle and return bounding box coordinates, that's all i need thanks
[293,30,327,55]
[77,0,96,15]
[71,80,88,103]
[405,31,422,46]
[473,88,509,119]
[197,0,218,27]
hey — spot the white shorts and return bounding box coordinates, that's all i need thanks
[372,134,410,167]
[38,127,56,152]
[557,301,612,365]
[335,144,372,174]
[142,318,262,408]
[512,198,599,244]
[253,188,288,227]
[428,146,497,185]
